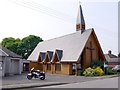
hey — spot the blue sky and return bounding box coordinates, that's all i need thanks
[0,0,118,55]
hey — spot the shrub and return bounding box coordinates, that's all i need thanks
[106,67,117,75]
[83,67,96,77]
[83,67,104,77]
[95,67,104,76]
[78,69,85,76]
[90,60,104,69]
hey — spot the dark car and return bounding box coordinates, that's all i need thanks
[112,65,120,72]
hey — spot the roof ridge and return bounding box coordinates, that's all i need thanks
[0,45,22,58]
[0,48,9,56]
[39,28,93,45]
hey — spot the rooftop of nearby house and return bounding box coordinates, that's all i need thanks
[105,50,119,63]
[0,46,22,58]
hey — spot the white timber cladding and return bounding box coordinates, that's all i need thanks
[28,29,93,62]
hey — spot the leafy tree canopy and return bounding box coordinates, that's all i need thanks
[1,35,43,59]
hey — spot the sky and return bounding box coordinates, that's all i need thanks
[0,0,119,55]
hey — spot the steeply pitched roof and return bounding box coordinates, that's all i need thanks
[0,46,22,58]
[28,29,93,62]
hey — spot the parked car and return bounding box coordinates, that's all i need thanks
[112,65,120,72]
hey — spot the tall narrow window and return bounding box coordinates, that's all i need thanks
[47,64,51,70]
[55,64,61,71]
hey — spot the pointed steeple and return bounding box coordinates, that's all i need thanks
[76,2,85,32]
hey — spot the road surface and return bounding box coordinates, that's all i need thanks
[40,77,119,88]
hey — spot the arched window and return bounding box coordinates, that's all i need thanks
[55,63,61,71]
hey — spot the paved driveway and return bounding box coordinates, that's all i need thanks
[2,72,99,86]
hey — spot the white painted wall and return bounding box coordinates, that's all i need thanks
[0,57,7,76]
[2,60,5,77]
[11,58,22,75]
[0,61,3,76]
[20,59,23,73]
[0,56,23,76]
[4,57,11,76]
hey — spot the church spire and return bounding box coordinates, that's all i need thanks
[76,2,85,32]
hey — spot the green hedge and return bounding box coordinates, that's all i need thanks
[106,67,117,75]
[77,69,84,76]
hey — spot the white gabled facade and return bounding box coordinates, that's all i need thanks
[0,46,23,76]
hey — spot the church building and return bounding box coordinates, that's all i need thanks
[27,4,105,75]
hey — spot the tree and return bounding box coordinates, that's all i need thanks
[1,37,16,52]
[1,37,15,48]
[22,35,43,59]
[1,35,43,59]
